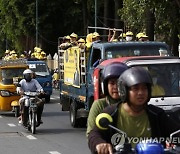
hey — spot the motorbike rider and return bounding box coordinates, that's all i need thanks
[17,69,45,126]
[86,62,128,137]
[88,67,180,154]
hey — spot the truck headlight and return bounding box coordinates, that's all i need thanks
[0,90,10,96]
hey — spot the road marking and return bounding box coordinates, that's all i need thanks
[49,151,61,154]
[26,135,37,140]
[7,123,16,127]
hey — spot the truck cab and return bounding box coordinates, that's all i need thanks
[27,60,52,103]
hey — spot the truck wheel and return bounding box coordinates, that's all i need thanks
[61,98,70,111]
[70,101,79,128]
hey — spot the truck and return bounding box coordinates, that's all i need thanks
[94,56,180,124]
[58,41,173,127]
[27,60,52,103]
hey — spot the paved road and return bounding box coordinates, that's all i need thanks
[0,89,90,154]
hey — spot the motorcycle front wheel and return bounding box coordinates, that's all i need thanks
[31,111,37,134]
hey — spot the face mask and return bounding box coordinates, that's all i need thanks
[24,74,32,82]
[152,77,157,85]
[126,36,133,41]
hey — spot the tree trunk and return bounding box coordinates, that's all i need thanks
[146,8,155,41]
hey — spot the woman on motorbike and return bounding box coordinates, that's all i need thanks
[17,69,44,126]
[86,62,128,137]
[88,67,180,154]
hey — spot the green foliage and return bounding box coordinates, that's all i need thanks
[118,0,180,44]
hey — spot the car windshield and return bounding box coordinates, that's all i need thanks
[1,68,25,79]
[135,63,180,97]
[105,45,169,58]
[28,63,50,76]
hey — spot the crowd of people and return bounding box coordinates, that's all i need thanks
[2,47,47,61]
[59,29,149,53]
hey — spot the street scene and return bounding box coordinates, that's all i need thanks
[0,89,90,154]
[0,1,180,154]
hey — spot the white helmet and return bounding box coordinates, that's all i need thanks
[23,69,33,75]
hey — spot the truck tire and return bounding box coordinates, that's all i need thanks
[70,100,79,128]
[60,96,70,111]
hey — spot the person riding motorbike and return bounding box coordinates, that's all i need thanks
[88,67,180,154]
[86,62,128,137]
[17,69,45,126]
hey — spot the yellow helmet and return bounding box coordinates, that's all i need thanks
[126,31,133,36]
[70,32,78,38]
[78,38,85,43]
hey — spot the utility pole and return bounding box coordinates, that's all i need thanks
[36,0,38,47]
[95,0,97,32]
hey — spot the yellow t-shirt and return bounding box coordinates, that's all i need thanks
[152,85,165,96]
[117,104,151,147]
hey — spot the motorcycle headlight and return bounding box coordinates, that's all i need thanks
[0,90,10,97]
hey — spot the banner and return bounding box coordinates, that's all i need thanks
[64,47,80,87]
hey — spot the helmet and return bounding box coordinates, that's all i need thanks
[126,31,133,36]
[101,62,128,95]
[118,67,152,103]
[23,69,33,82]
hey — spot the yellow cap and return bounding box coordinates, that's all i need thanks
[41,51,46,55]
[126,31,133,36]
[119,33,126,38]
[65,35,71,40]
[5,50,10,54]
[93,32,100,37]
[136,32,144,38]
[78,38,85,43]
[10,50,16,54]
[70,32,78,38]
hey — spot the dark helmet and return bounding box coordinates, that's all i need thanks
[101,62,128,95]
[118,66,152,103]
[23,69,33,82]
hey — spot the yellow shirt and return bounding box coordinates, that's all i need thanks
[152,85,165,96]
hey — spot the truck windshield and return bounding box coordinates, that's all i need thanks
[28,63,50,76]
[105,45,169,58]
[136,63,180,97]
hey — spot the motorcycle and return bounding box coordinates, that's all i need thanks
[22,91,42,134]
[96,113,180,154]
